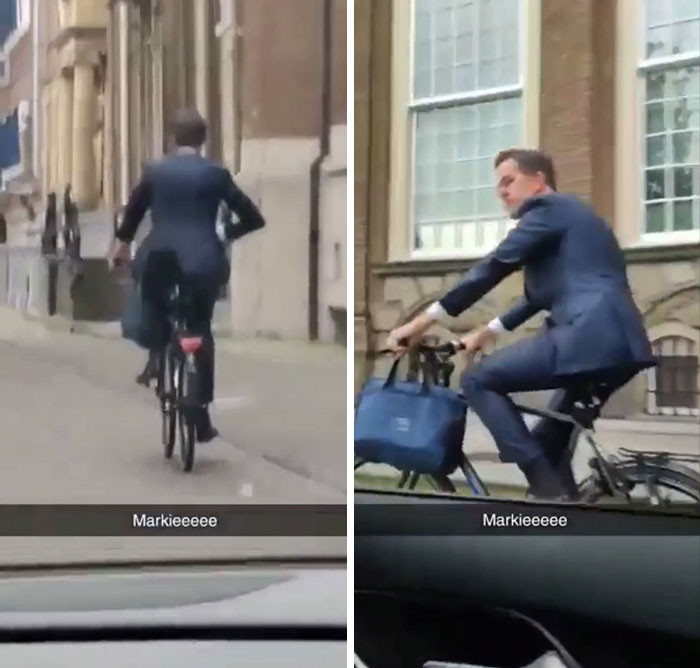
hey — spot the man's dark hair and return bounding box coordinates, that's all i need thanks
[494,148,557,190]
[173,108,207,148]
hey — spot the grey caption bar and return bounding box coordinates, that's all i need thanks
[0,505,347,536]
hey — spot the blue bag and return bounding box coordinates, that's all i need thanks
[354,358,467,475]
[120,282,167,350]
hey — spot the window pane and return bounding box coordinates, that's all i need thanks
[672,98,694,130]
[646,169,665,199]
[673,131,699,163]
[456,34,473,63]
[455,64,475,90]
[456,159,474,186]
[478,59,498,88]
[479,100,499,127]
[456,188,474,217]
[646,71,666,102]
[645,0,668,26]
[500,56,519,85]
[476,187,499,215]
[477,157,493,185]
[479,29,499,60]
[435,38,452,69]
[671,0,700,22]
[646,102,665,133]
[435,7,451,39]
[413,0,520,99]
[674,166,696,197]
[413,96,521,243]
[673,200,694,230]
[435,67,452,94]
[671,20,700,53]
[646,24,671,58]
[646,202,666,232]
[457,131,477,159]
[647,135,666,165]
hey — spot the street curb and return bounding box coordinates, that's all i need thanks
[12,308,345,362]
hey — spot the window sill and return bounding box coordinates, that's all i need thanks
[373,256,482,277]
[635,231,700,247]
[622,234,700,263]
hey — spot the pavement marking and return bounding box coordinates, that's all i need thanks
[212,395,254,410]
[239,483,254,498]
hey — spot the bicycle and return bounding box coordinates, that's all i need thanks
[148,262,205,473]
[354,341,700,505]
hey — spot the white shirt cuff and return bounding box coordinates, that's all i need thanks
[425,301,447,322]
[487,317,507,335]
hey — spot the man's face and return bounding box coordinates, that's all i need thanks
[495,158,548,214]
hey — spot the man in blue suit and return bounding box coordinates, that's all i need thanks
[109,109,265,442]
[386,149,654,499]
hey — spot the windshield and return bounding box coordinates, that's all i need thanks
[0,0,348,572]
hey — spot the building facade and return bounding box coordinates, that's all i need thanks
[356,0,700,418]
[103,0,347,343]
[1,0,347,345]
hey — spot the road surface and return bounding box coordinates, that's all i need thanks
[0,308,347,564]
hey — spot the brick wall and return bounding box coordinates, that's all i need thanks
[540,0,616,222]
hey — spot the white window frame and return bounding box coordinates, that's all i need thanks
[388,0,540,263]
[215,0,234,38]
[646,324,700,417]
[2,0,31,56]
[635,3,700,247]
[0,54,9,87]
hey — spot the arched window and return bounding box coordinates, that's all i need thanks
[647,333,699,416]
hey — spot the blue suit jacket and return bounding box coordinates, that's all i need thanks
[116,152,265,285]
[439,193,655,377]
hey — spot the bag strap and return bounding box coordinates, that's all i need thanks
[383,353,437,392]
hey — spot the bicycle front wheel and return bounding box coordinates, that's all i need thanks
[176,358,196,473]
[580,459,700,505]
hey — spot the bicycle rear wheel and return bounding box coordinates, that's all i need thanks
[579,459,700,505]
[160,347,176,458]
[176,358,196,472]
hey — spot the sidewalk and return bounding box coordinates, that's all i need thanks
[2,307,345,366]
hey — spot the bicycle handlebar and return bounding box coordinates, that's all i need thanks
[377,340,465,357]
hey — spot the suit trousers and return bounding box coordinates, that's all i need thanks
[460,331,634,466]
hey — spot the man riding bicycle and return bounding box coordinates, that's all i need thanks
[109,108,265,442]
[386,148,655,500]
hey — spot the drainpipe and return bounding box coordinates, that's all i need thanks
[31,0,40,180]
[118,0,130,206]
[308,0,332,341]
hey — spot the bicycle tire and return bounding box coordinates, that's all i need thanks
[177,358,196,473]
[579,459,700,504]
[161,347,176,459]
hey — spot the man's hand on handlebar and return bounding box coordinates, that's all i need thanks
[460,326,497,356]
[384,328,422,357]
[108,239,131,271]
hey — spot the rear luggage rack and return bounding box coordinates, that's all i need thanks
[618,447,700,464]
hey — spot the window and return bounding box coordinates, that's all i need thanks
[410,0,524,257]
[640,0,700,239]
[647,336,699,416]
[0,0,30,55]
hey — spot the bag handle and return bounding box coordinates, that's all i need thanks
[383,353,436,393]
